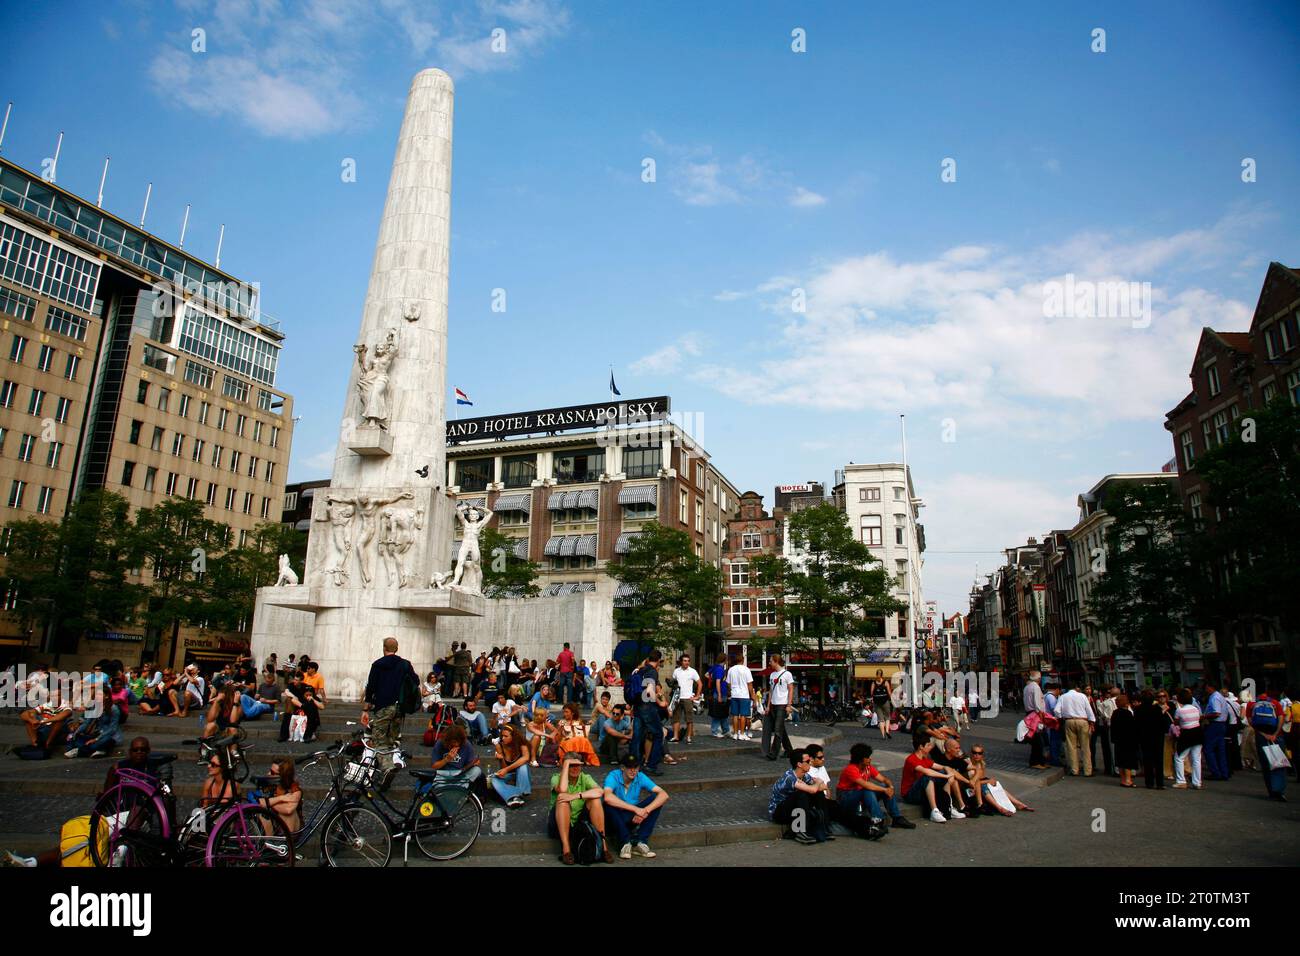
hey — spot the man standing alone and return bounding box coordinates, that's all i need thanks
[362,637,418,776]
[1023,670,1049,770]
[556,642,576,705]
[762,654,795,762]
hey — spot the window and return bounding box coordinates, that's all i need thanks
[206,483,218,506]
[730,599,751,628]
[9,335,27,363]
[264,460,275,483]
[861,514,883,546]
[269,425,279,448]
[1180,430,1194,470]
[623,447,661,479]
[860,486,881,502]
[170,433,184,456]
[1263,382,1277,403]
[896,525,905,546]
[257,389,275,412]
[1206,362,1221,397]
[198,401,210,426]
[252,420,263,442]
[183,360,215,390]
[623,500,657,520]
[0,287,36,322]
[247,455,259,478]
[696,462,705,487]
[283,492,298,511]
[0,381,15,407]
[230,450,241,474]
[191,438,205,463]
[224,487,236,510]
[679,490,688,524]
[45,305,88,341]
[7,480,25,508]
[695,498,703,533]
[260,497,271,519]
[896,560,908,590]
[185,477,199,499]
[1281,318,1295,352]
[1265,327,1280,359]
[37,344,54,372]
[893,486,904,501]
[1287,369,1300,406]
[239,529,248,547]
[729,562,750,586]
[45,441,63,468]
[1213,411,1230,446]
[1202,420,1213,452]
[742,531,762,550]
[553,447,604,484]
[757,598,777,627]
[27,388,44,416]
[211,445,224,468]
[502,454,536,488]
[120,461,135,486]
[143,467,157,492]
[64,354,79,382]
[136,380,149,404]
[157,388,170,413]
[1189,491,1203,525]
[178,394,190,418]
[235,414,247,437]
[150,427,164,452]
[216,408,228,430]
[222,376,250,403]
[457,457,493,492]
[165,472,178,495]
[243,492,254,515]
[17,434,34,462]
[0,427,6,453]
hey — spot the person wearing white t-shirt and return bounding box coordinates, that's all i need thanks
[670,655,702,745]
[725,655,754,740]
[492,696,520,735]
[949,693,970,731]
[763,654,796,762]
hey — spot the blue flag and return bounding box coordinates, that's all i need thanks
[609,369,621,396]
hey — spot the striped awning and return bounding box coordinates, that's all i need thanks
[544,533,597,558]
[543,536,564,556]
[574,581,596,593]
[614,582,639,606]
[617,484,657,506]
[494,493,531,514]
[614,531,642,555]
[451,540,462,562]
[576,533,597,557]
[512,538,529,559]
[462,497,486,510]
[545,583,566,597]
[576,489,599,511]
[559,536,579,557]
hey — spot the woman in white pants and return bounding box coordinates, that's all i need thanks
[1172,688,1205,789]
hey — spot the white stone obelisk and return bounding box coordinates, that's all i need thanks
[254,69,482,699]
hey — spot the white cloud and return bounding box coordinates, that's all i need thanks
[303,446,339,474]
[630,333,703,374]
[682,214,1259,432]
[149,0,569,138]
[789,186,826,207]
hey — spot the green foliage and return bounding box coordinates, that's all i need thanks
[1084,480,1194,663]
[204,522,307,631]
[607,522,722,652]
[751,505,904,673]
[480,527,541,599]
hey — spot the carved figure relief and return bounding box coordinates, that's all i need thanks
[379,505,424,588]
[314,496,357,587]
[354,329,398,430]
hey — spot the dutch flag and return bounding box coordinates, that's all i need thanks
[454,388,473,406]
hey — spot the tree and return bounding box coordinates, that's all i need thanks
[127,498,229,668]
[204,521,307,632]
[1192,397,1300,689]
[1085,480,1195,675]
[2,490,142,658]
[607,522,722,658]
[751,504,904,702]
[479,528,541,599]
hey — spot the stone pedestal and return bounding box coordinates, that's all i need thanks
[347,427,393,457]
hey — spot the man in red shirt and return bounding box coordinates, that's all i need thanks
[901,738,966,823]
[556,643,576,706]
[837,742,915,831]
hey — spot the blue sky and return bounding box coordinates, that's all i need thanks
[2,0,1297,615]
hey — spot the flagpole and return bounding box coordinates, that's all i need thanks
[901,413,918,706]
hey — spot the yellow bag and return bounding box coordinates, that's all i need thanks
[59,815,97,867]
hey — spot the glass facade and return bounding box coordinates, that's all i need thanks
[0,220,101,313]
[180,305,279,386]
[502,454,536,488]
[554,447,604,484]
[458,458,493,492]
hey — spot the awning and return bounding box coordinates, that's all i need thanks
[573,581,596,593]
[614,582,639,606]
[576,489,599,511]
[545,583,566,597]
[512,538,528,560]
[548,491,582,510]
[617,484,657,506]
[451,540,462,562]
[543,536,563,557]
[494,493,531,514]
[462,497,486,510]
[559,536,579,557]
[575,533,597,557]
[614,531,642,554]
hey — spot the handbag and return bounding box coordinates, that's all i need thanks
[1261,742,1292,770]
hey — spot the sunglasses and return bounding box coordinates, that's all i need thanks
[972,751,984,756]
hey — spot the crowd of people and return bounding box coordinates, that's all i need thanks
[1018,670,1295,801]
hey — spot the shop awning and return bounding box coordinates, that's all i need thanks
[493,493,531,514]
[617,484,657,506]
[614,531,642,554]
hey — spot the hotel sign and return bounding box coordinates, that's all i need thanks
[446,396,671,444]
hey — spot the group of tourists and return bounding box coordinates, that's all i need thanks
[1020,670,1295,800]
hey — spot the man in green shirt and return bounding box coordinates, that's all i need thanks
[548,754,614,864]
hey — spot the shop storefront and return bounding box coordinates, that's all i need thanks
[182,634,252,672]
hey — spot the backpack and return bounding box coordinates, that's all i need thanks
[1250,699,1280,733]
[398,662,422,716]
[625,668,645,704]
[571,818,604,865]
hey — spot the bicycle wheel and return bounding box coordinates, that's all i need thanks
[88,786,168,868]
[320,805,391,868]
[207,806,294,867]
[413,788,483,861]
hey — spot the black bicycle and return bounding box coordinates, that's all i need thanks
[319,737,484,866]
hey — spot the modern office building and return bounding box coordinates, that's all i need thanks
[0,156,295,668]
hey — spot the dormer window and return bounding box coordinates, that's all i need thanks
[1206,362,1221,397]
